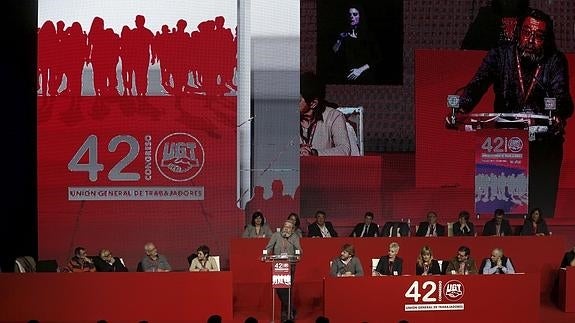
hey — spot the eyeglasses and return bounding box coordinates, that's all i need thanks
[521,29,545,42]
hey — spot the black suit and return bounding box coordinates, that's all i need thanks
[380,222,410,237]
[415,259,442,275]
[453,221,475,236]
[307,222,338,237]
[375,256,403,275]
[93,256,128,272]
[560,250,575,268]
[350,222,378,237]
[416,222,446,237]
[482,218,512,236]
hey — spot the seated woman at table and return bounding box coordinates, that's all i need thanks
[330,243,364,277]
[374,242,403,276]
[519,208,549,236]
[287,212,304,237]
[242,211,274,238]
[415,246,442,275]
[189,245,219,272]
[560,246,575,268]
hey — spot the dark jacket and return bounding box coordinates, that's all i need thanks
[93,256,128,272]
[380,222,410,237]
[307,222,338,237]
[416,222,446,237]
[350,222,379,237]
[415,259,442,275]
[483,218,513,236]
[453,221,475,236]
[519,219,549,235]
[375,256,403,276]
[460,43,573,121]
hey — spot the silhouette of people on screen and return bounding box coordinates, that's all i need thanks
[131,15,155,96]
[38,15,237,97]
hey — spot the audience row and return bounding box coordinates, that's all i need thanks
[242,208,552,239]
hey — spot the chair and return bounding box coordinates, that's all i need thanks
[136,261,144,272]
[478,258,489,274]
[211,255,221,271]
[438,260,449,275]
[447,222,454,237]
[371,258,380,273]
[14,256,36,273]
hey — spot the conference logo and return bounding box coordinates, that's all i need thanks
[507,137,523,153]
[443,280,465,301]
[156,132,205,182]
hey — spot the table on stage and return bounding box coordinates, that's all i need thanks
[0,272,233,323]
[558,266,575,312]
[230,236,565,314]
[324,274,539,323]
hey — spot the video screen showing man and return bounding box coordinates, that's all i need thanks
[451,9,573,217]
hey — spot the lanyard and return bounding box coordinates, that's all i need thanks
[516,50,542,107]
[300,119,318,146]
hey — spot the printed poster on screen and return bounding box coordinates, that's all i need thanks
[37,0,240,269]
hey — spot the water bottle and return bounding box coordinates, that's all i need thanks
[476,213,480,220]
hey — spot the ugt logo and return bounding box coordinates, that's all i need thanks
[443,280,465,301]
[156,133,205,181]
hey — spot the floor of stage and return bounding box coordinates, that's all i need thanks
[232,295,575,323]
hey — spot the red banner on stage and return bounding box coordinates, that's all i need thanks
[272,260,292,289]
[474,129,529,214]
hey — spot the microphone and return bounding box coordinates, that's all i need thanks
[447,94,460,126]
[532,76,556,124]
[446,85,466,128]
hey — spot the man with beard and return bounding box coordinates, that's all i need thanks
[461,0,531,50]
[454,9,573,217]
[265,221,302,321]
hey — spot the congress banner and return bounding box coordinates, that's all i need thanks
[37,0,240,270]
[475,129,529,215]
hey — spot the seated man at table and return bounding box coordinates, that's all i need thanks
[63,246,96,272]
[481,247,515,274]
[415,211,446,237]
[452,210,476,236]
[483,208,513,236]
[189,245,219,272]
[330,243,364,277]
[445,246,478,275]
[350,211,378,237]
[374,242,403,276]
[560,246,575,268]
[308,210,338,237]
[140,242,171,272]
[93,248,128,272]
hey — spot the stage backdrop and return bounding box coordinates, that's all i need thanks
[415,49,575,219]
[37,0,240,270]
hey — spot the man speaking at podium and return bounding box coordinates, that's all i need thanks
[265,220,302,321]
[453,8,573,216]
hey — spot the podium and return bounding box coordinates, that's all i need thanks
[451,112,556,215]
[262,253,300,322]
